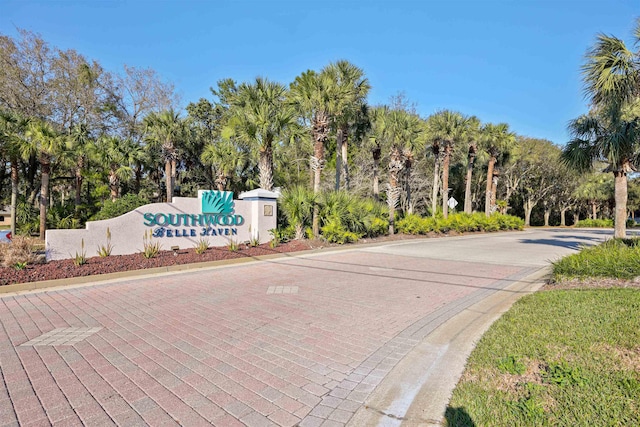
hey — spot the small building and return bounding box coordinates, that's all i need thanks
[0,210,11,227]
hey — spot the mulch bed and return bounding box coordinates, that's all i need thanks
[0,232,437,287]
[0,240,313,287]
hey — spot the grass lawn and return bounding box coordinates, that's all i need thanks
[447,287,640,426]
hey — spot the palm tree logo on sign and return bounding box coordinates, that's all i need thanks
[201,190,234,214]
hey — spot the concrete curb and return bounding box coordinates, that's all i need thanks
[347,266,551,426]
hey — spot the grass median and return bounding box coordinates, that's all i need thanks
[446,239,640,426]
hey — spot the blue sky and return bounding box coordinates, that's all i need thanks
[1,0,638,144]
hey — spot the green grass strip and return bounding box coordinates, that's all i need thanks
[447,288,640,427]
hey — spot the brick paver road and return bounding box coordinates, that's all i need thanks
[0,229,608,426]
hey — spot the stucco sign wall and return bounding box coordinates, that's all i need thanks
[45,189,278,261]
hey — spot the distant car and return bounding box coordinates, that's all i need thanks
[0,230,11,243]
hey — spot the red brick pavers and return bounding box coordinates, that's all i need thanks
[0,249,533,426]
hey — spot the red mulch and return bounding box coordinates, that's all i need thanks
[0,240,312,287]
[0,232,455,287]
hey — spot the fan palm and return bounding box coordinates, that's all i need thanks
[386,109,423,233]
[228,77,294,192]
[66,123,92,208]
[201,138,249,191]
[366,106,391,198]
[289,68,341,237]
[427,110,470,218]
[480,123,516,216]
[563,19,640,238]
[325,60,371,190]
[0,110,28,237]
[462,116,481,213]
[95,136,139,201]
[143,109,186,202]
[22,119,65,238]
[563,114,639,238]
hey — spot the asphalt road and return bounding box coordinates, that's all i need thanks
[0,228,609,427]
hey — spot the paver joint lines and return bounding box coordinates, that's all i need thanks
[20,327,103,346]
[1,230,578,427]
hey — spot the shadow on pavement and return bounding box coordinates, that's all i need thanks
[518,238,593,250]
[445,406,476,426]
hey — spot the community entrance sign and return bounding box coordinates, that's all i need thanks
[45,189,278,261]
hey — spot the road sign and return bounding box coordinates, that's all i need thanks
[448,197,458,209]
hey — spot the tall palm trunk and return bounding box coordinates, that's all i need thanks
[109,164,119,202]
[613,170,628,238]
[164,160,172,202]
[491,173,498,209]
[431,148,440,217]
[388,146,403,234]
[464,145,476,214]
[335,127,344,190]
[215,168,227,191]
[372,146,381,198]
[485,154,497,216]
[171,158,177,196]
[39,157,50,239]
[404,156,413,214]
[258,143,274,191]
[341,126,350,190]
[10,155,18,237]
[75,155,85,208]
[134,166,142,193]
[311,112,329,238]
[441,144,452,218]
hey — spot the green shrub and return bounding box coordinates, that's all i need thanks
[321,219,359,244]
[141,230,161,258]
[92,194,149,221]
[396,214,425,234]
[397,212,523,235]
[280,186,315,239]
[552,238,640,280]
[367,217,389,237]
[575,218,614,228]
[96,228,113,257]
[194,238,209,254]
[73,239,87,266]
[227,239,239,252]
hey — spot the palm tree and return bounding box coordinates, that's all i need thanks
[480,123,516,216]
[325,60,371,191]
[22,120,65,238]
[201,138,248,191]
[228,77,294,191]
[95,136,138,201]
[563,20,640,238]
[66,123,92,208]
[463,116,481,213]
[0,110,27,237]
[143,109,186,202]
[428,136,442,217]
[427,110,469,218]
[289,68,340,237]
[563,114,638,238]
[366,106,391,198]
[386,109,423,233]
[280,185,315,240]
